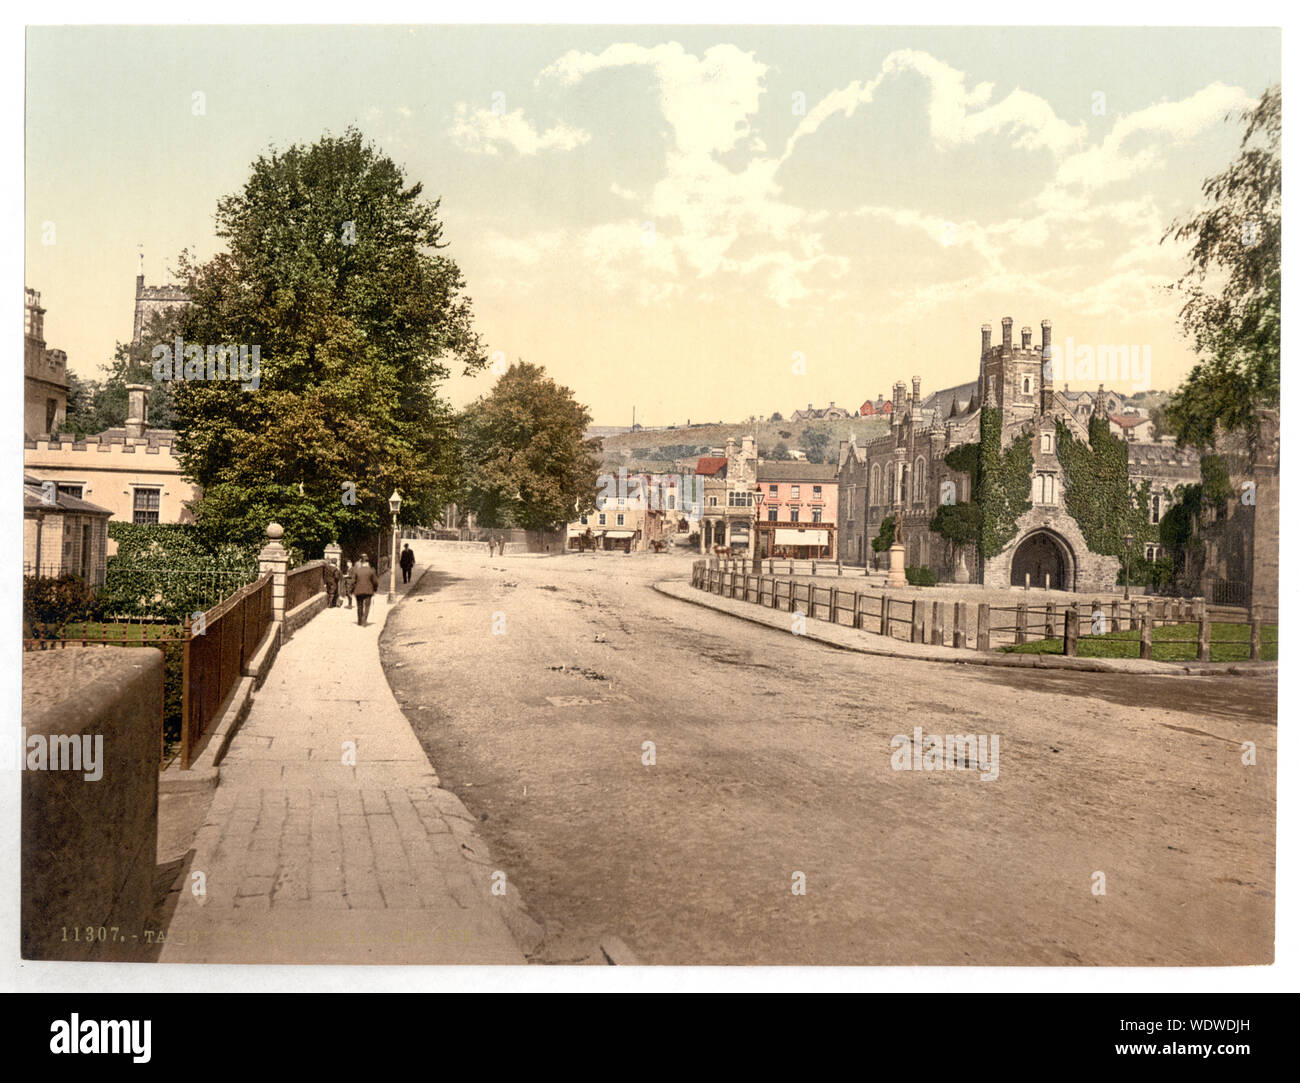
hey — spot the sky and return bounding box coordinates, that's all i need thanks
[25,25,1280,426]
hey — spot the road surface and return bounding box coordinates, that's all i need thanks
[380,546,1275,965]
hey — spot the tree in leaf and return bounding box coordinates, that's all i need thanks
[1162,85,1279,449]
[801,426,831,464]
[171,128,485,556]
[929,501,981,574]
[458,361,602,531]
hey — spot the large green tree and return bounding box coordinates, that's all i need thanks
[1163,85,1279,449]
[458,361,602,531]
[170,129,484,556]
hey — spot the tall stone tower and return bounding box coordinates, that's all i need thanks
[977,315,1053,428]
[132,274,190,345]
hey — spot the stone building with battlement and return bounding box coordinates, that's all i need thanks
[132,274,190,345]
[24,288,68,440]
[837,317,1202,593]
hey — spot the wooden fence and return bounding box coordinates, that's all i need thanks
[690,559,1277,663]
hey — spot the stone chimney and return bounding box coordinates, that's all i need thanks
[891,381,905,427]
[981,323,992,354]
[1021,326,1032,349]
[1001,317,1013,349]
[125,383,149,440]
[911,376,921,407]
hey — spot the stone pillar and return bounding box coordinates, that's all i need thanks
[1140,611,1153,660]
[259,522,290,625]
[930,601,944,645]
[976,603,990,651]
[887,542,906,587]
[953,601,967,649]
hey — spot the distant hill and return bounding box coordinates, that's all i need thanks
[592,417,891,472]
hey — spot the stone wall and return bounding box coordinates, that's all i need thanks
[22,647,161,960]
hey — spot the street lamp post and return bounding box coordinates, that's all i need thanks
[1122,532,1133,601]
[388,489,402,602]
[752,490,765,571]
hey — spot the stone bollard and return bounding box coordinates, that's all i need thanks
[976,603,990,651]
[1198,610,1212,662]
[953,601,968,649]
[930,601,944,646]
[1140,609,1152,660]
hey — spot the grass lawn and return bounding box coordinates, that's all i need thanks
[31,620,182,642]
[1000,621,1277,663]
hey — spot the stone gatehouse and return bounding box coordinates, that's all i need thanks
[836,316,1199,593]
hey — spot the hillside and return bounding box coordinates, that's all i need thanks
[593,416,892,473]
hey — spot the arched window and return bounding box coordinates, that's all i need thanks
[914,456,926,504]
[1041,432,1052,453]
[869,463,880,507]
[1023,376,1032,394]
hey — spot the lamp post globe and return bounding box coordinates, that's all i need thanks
[388,490,402,601]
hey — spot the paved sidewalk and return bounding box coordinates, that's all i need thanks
[656,578,1278,678]
[159,556,529,964]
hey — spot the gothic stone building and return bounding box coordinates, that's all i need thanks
[837,316,1179,593]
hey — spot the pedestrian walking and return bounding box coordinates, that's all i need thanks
[351,554,380,626]
[399,543,415,584]
[496,534,506,556]
[487,536,495,557]
[323,560,340,607]
[340,559,356,610]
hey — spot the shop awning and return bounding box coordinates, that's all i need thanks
[605,530,635,539]
[774,528,829,545]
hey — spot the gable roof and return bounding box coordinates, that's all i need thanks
[695,456,728,476]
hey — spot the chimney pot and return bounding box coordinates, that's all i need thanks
[1001,317,1013,348]
[981,323,992,353]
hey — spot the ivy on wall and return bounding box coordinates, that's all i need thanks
[1054,416,1153,557]
[975,408,1033,557]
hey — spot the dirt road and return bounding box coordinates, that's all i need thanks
[381,547,1275,965]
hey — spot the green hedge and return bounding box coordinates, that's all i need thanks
[905,565,938,587]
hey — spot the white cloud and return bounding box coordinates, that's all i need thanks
[1048,83,1254,195]
[450,103,590,156]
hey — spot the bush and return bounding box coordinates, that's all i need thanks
[905,565,938,587]
[23,574,104,637]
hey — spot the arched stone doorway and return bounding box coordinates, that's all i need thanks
[1010,530,1071,590]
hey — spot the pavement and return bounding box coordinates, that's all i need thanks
[157,548,534,964]
[657,577,1278,677]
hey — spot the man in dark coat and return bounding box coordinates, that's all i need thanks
[351,554,380,626]
[399,543,415,584]
[323,560,340,607]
